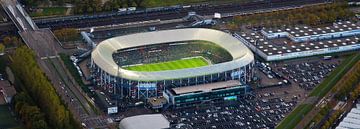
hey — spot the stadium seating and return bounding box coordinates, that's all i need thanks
[112,41,233,67]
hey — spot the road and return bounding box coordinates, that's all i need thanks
[0,0,335,128]
[34,0,328,30]
[1,0,106,128]
[0,0,329,31]
[45,58,108,128]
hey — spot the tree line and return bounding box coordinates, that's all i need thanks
[11,46,81,129]
[13,92,49,129]
[228,2,354,30]
[53,28,79,42]
[73,0,144,14]
[307,55,360,129]
[22,0,145,13]
[2,36,22,47]
[320,109,343,129]
[334,58,360,100]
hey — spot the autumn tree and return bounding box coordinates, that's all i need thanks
[11,46,81,129]
[54,28,79,42]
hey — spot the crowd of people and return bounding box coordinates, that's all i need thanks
[112,41,233,67]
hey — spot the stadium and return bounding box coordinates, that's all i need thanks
[91,28,254,99]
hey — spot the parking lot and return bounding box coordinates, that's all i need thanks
[273,58,341,91]
[164,95,297,129]
[254,61,290,88]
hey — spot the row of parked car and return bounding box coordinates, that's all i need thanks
[278,61,338,90]
[164,95,296,129]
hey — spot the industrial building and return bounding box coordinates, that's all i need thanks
[336,105,360,129]
[234,21,360,61]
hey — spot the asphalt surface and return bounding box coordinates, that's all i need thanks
[164,95,297,129]
[1,0,106,128]
[0,0,329,32]
[33,0,328,30]
[0,0,337,128]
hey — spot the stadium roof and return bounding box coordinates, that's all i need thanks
[119,114,170,129]
[172,80,242,95]
[92,28,254,81]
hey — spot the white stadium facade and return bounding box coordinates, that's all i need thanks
[91,28,254,99]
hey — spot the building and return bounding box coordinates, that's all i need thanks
[148,96,167,109]
[163,80,250,108]
[119,114,170,129]
[0,80,16,104]
[234,21,360,61]
[336,105,360,129]
[91,28,254,99]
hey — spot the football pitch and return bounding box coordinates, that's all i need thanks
[124,57,209,71]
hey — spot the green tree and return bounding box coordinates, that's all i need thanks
[103,1,112,11]
[133,0,144,7]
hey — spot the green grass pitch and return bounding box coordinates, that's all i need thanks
[123,57,209,72]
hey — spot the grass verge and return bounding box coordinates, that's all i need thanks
[30,7,67,17]
[309,53,360,97]
[276,104,314,129]
[276,52,360,129]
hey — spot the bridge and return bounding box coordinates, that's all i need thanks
[0,0,59,57]
[0,0,107,128]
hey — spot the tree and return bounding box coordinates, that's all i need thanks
[94,0,102,12]
[126,0,133,7]
[2,36,21,47]
[32,120,48,129]
[133,0,144,7]
[87,6,94,13]
[0,44,5,55]
[103,1,112,11]
[3,36,11,47]
[11,46,81,129]
[54,28,79,42]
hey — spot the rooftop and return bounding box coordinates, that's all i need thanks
[0,80,16,104]
[238,21,360,56]
[264,21,360,37]
[171,80,242,95]
[148,96,167,108]
[119,114,170,129]
[336,106,360,129]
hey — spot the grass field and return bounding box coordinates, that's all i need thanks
[0,105,19,128]
[124,57,209,71]
[30,7,67,17]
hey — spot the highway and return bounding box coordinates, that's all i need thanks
[0,0,105,128]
